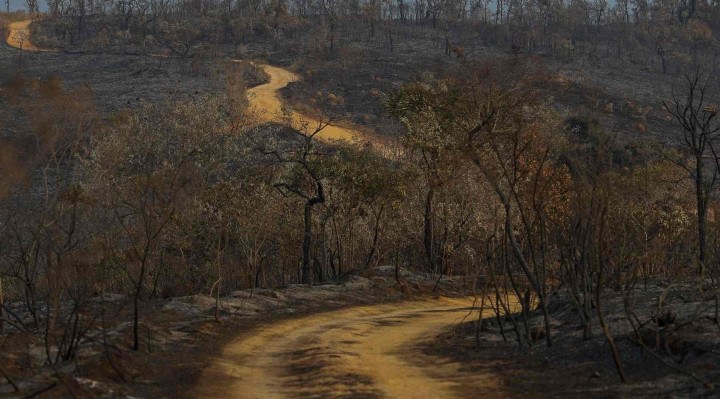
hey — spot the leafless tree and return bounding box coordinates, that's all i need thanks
[258,119,332,284]
[26,0,39,14]
[664,66,720,276]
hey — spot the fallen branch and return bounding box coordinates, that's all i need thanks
[23,382,57,398]
[0,365,19,392]
[632,337,713,389]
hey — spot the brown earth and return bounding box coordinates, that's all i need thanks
[6,20,48,52]
[0,268,487,398]
[425,282,720,398]
[248,63,378,146]
[192,295,515,399]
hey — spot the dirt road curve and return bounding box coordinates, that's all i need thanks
[6,20,44,51]
[7,23,485,398]
[7,20,378,146]
[193,296,502,399]
[246,63,381,146]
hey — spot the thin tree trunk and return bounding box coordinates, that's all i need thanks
[132,260,147,351]
[475,293,487,347]
[133,288,141,351]
[696,155,707,277]
[365,206,384,270]
[476,158,553,347]
[0,275,4,334]
[424,186,436,272]
[302,203,313,284]
[597,282,627,383]
[215,234,222,323]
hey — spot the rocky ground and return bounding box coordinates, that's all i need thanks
[425,280,720,398]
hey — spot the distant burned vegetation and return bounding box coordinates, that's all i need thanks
[1,2,720,395]
[14,0,719,143]
[30,0,719,70]
[0,53,718,349]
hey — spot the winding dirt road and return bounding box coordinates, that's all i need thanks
[6,23,494,398]
[6,20,376,146]
[193,296,504,399]
[6,20,43,51]
[246,64,374,144]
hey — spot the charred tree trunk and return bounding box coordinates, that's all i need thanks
[364,205,384,270]
[696,155,708,276]
[0,275,4,334]
[424,186,437,273]
[133,284,141,351]
[302,202,313,284]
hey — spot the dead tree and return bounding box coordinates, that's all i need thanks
[0,273,4,334]
[664,67,720,276]
[25,0,39,15]
[259,119,331,285]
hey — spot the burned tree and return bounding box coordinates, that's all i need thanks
[258,119,332,285]
[664,67,720,276]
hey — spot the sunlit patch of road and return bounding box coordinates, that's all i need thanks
[193,296,506,399]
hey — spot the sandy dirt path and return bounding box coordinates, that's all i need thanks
[7,20,377,147]
[193,296,504,399]
[8,19,500,399]
[5,20,45,51]
[247,64,383,147]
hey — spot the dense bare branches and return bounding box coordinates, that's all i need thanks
[1,40,719,394]
[664,66,720,276]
